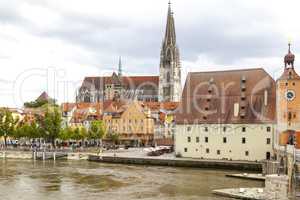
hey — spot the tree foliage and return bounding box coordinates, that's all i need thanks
[88,120,106,140]
[15,122,40,139]
[0,108,19,146]
[107,132,120,145]
[38,108,62,146]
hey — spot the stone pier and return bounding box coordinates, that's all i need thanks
[265,175,289,200]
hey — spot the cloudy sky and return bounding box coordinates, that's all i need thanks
[0,0,299,107]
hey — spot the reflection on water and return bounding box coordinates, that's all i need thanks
[0,159,263,200]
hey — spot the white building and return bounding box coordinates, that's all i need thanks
[175,68,276,161]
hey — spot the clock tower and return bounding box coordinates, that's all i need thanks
[277,43,300,148]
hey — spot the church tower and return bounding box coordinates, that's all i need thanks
[159,2,182,102]
[277,43,300,148]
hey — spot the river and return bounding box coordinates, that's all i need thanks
[0,159,263,200]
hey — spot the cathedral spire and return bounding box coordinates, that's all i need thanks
[118,56,122,77]
[159,2,182,102]
[164,1,176,46]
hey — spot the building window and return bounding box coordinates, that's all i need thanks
[217,150,221,155]
[245,151,249,156]
[187,137,191,143]
[288,112,292,120]
[187,126,191,132]
[242,137,246,144]
[242,127,246,132]
[223,137,227,143]
[206,148,209,154]
[196,137,200,143]
[204,127,208,132]
[223,127,226,132]
[267,138,271,145]
[184,148,188,152]
[267,127,271,132]
[205,137,208,143]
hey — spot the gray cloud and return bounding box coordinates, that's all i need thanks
[0,0,297,74]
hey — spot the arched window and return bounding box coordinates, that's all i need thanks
[167,72,170,82]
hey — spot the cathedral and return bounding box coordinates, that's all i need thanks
[76,2,182,103]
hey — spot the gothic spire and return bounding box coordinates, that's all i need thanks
[118,56,122,77]
[164,1,176,46]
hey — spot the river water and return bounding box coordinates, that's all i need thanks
[0,159,263,200]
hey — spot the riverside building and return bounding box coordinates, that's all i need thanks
[175,68,276,161]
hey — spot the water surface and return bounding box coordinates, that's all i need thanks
[0,159,263,200]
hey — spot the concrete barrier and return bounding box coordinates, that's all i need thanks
[0,151,32,159]
[88,155,262,171]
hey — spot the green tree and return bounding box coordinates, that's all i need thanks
[40,108,62,148]
[0,108,19,147]
[107,132,120,146]
[15,122,40,139]
[88,120,106,146]
[59,127,73,141]
[71,128,82,141]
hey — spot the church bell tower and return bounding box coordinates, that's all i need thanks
[159,2,182,102]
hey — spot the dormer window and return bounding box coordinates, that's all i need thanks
[241,76,246,83]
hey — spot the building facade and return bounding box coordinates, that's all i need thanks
[103,101,155,146]
[76,73,159,103]
[175,68,276,161]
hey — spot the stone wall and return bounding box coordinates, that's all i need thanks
[265,175,289,200]
[88,155,262,171]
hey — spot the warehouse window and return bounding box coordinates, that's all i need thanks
[205,137,209,143]
[206,148,210,154]
[196,137,200,143]
[242,137,246,144]
[267,138,271,145]
[267,127,271,132]
[184,148,188,152]
[217,150,221,155]
[245,151,249,156]
[187,136,191,143]
[242,127,246,132]
[223,137,227,143]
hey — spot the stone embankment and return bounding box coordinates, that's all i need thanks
[88,155,262,171]
[0,151,32,159]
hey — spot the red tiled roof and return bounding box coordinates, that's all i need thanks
[176,68,276,124]
[80,74,159,91]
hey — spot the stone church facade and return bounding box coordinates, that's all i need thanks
[77,3,182,103]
